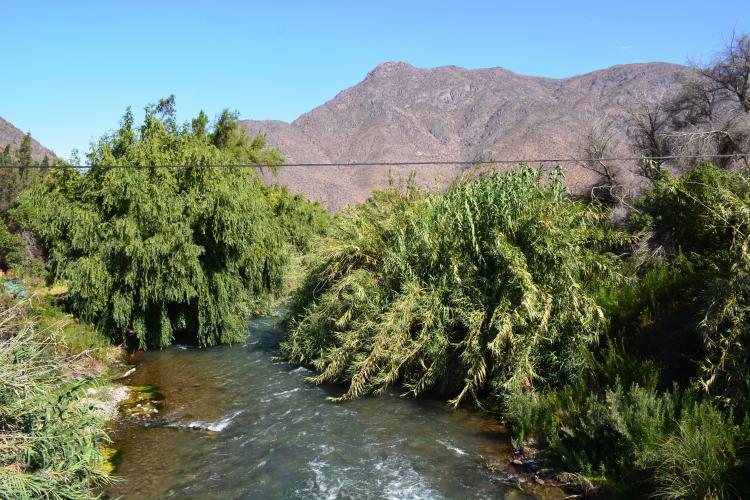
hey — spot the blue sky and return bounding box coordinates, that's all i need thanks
[2,1,748,158]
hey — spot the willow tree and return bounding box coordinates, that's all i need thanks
[14,97,317,348]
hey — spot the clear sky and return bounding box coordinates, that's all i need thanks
[3,1,748,158]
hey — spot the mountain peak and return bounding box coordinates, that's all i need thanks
[243,61,687,209]
[367,61,415,77]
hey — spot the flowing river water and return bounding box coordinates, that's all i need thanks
[107,312,564,499]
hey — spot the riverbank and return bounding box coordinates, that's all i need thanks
[0,287,127,499]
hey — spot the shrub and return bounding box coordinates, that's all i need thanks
[637,163,750,408]
[646,403,750,499]
[266,185,330,253]
[0,222,24,271]
[506,163,750,496]
[509,377,750,497]
[283,165,627,403]
[506,374,677,482]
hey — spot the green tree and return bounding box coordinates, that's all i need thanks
[15,98,322,348]
[14,133,33,166]
[0,145,11,166]
[0,137,47,272]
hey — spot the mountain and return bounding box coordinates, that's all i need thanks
[243,61,689,209]
[0,117,56,161]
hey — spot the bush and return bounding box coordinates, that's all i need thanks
[646,403,750,499]
[508,378,750,498]
[0,137,48,276]
[505,163,750,496]
[637,163,750,409]
[266,185,330,253]
[505,342,672,483]
[0,222,24,271]
[283,165,627,403]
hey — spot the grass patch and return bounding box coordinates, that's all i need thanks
[0,292,118,499]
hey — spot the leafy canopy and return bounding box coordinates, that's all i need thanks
[15,97,323,348]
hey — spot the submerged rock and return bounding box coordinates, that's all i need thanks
[121,384,164,422]
[80,385,131,421]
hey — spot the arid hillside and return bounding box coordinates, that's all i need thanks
[244,61,689,208]
[0,116,56,161]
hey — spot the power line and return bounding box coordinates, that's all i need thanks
[0,153,747,170]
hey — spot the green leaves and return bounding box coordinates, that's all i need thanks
[636,163,750,409]
[14,99,324,349]
[504,163,750,496]
[283,165,626,404]
[0,299,113,499]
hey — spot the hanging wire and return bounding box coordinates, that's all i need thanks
[0,153,747,170]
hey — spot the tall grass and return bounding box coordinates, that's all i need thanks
[0,295,114,499]
[646,402,750,499]
[282,165,628,404]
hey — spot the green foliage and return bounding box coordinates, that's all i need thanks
[506,339,667,487]
[646,403,750,499]
[635,163,750,255]
[0,222,24,270]
[506,163,750,496]
[28,292,115,361]
[0,296,114,499]
[508,379,750,498]
[0,135,48,275]
[283,165,627,404]
[699,239,750,407]
[13,98,324,348]
[0,134,47,212]
[266,185,330,252]
[281,160,750,497]
[637,163,750,408]
[507,381,674,483]
[594,256,706,391]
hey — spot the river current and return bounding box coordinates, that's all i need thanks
[107,312,561,499]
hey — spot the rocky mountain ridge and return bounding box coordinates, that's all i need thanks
[243,61,689,208]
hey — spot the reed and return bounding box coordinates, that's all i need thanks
[283,165,628,404]
[0,295,114,499]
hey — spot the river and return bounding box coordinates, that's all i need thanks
[107,312,563,499]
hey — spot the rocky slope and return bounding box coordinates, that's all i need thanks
[244,61,689,209]
[0,116,56,161]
